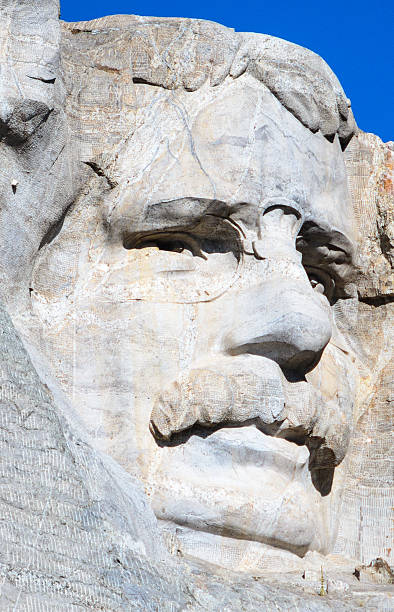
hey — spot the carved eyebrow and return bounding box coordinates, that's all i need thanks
[141,198,230,230]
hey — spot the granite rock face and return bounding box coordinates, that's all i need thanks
[0,1,392,610]
[0,301,187,610]
[333,133,393,565]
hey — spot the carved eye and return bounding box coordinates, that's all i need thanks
[123,232,207,259]
[305,267,335,301]
[141,237,187,253]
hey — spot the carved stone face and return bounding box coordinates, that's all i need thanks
[31,74,357,562]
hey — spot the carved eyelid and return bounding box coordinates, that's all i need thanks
[123,230,208,260]
[123,214,243,253]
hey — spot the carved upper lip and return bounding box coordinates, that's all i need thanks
[149,351,351,495]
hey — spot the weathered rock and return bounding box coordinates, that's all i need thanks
[0,292,392,611]
[332,133,393,566]
[0,2,392,610]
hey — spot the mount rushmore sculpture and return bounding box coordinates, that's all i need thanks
[0,1,392,609]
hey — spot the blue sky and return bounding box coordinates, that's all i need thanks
[60,0,393,142]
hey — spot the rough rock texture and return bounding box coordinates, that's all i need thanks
[332,134,393,565]
[2,303,393,609]
[0,0,84,312]
[0,1,392,610]
[0,301,187,611]
[0,305,391,611]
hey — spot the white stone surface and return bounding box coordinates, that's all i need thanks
[0,2,392,609]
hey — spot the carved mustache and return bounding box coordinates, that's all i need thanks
[150,355,285,438]
[149,353,351,470]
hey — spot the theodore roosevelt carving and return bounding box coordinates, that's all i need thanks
[5,15,365,567]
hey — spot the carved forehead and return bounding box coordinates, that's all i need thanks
[105,77,355,246]
[61,14,357,155]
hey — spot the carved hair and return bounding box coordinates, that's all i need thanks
[62,15,357,149]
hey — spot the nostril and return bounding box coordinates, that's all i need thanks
[276,310,332,373]
[282,349,323,376]
[226,304,332,377]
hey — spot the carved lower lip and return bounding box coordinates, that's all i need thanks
[151,427,317,556]
[152,419,318,488]
[151,418,282,446]
[194,425,310,471]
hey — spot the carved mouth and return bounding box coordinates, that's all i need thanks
[151,425,328,556]
[149,353,351,496]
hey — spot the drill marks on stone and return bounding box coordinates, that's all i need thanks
[333,134,393,567]
[0,303,186,610]
[166,93,217,200]
[230,85,263,205]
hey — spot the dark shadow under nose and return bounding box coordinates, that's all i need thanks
[226,289,332,378]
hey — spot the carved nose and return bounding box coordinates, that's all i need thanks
[225,284,332,375]
[222,202,332,374]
